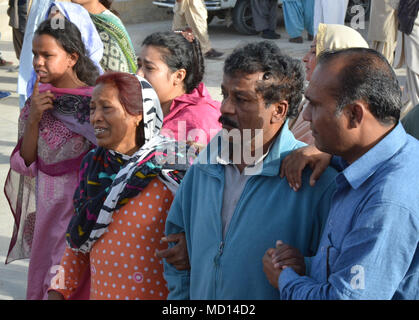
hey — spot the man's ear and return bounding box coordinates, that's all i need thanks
[272,100,289,124]
[345,101,365,128]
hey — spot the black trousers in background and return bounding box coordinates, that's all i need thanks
[250,0,278,32]
[12,28,24,60]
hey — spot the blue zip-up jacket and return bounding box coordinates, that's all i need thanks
[164,124,338,299]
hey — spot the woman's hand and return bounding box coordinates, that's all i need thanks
[155,232,190,271]
[280,145,332,191]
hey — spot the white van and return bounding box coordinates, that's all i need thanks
[152,0,370,35]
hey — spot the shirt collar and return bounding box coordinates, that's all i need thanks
[215,142,273,176]
[199,120,301,177]
[339,122,407,190]
[215,143,272,166]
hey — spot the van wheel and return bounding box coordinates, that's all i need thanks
[232,0,257,35]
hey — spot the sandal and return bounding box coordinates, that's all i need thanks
[289,37,303,44]
[204,49,223,59]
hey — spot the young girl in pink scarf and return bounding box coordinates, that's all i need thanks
[4,18,100,300]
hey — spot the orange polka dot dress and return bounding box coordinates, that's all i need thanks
[51,178,174,300]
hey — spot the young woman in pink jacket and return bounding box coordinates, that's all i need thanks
[137,30,222,146]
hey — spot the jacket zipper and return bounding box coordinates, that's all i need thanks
[213,240,224,298]
[212,169,225,299]
[213,175,254,298]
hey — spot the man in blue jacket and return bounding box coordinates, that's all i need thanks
[163,41,338,299]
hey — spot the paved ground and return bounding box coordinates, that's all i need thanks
[0,0,407,300]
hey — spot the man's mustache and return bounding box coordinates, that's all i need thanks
[219,115,239,129]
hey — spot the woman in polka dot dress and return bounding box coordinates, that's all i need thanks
[47,72,196,300]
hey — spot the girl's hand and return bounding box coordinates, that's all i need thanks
[20,77,55,166]
[28,76,55,124]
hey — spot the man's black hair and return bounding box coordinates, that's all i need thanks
[317,47,402,124]
[223,41,305,119]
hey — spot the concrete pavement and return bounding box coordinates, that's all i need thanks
[0,0,407,300]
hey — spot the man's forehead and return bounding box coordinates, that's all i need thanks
[311,61,341,86]
[224,70,266,81]
[305,66,336,102]
[222,71,265,89]
[316,54,348,75]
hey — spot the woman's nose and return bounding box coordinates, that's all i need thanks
[90,108,103,124]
